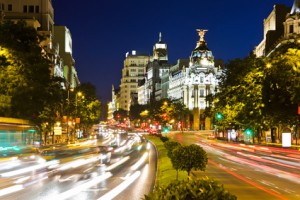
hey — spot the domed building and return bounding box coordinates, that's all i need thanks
[168,29,221,130]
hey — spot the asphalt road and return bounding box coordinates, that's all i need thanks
[0,132,157,200]
[167,131,300,200]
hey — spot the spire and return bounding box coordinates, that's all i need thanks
[159,32,162,42]
[291,0,300,14]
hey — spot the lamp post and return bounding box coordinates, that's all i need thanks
[74,92,84,142]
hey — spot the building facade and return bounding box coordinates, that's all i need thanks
[0,0,71,84]
[168,30,221,130]
[119,50,150,111]
[254,1,300,57]
[144,33,172,103]
[54,25,79,89]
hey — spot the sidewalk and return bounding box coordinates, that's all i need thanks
[165,130,300,150]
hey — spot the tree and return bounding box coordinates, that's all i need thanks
[173,144,207,176]
[129,104,149,121]
[113,109,128,122]
[144,178,237,200]
[0,20,63,127]
[164,141,181,179]
[73,82,101,135]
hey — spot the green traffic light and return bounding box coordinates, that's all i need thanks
[216,112,223,120]
[245,128,253,135]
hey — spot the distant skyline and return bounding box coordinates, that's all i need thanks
[53,0,293,104]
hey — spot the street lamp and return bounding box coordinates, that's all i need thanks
[74,92,84,142]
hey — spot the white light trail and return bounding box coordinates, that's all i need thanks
[105,156,130,171]
[98,171,141,200]
[131,152,148,170]
[48,172,112,200]
[0,160,58,177]
[0,185,24,197]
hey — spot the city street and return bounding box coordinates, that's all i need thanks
[0,132,157,200]
[167,131,300,200]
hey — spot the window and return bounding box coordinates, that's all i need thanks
[35,6,39,13]
[200,77,204,83]
[289,25,294,33]
[29,5,34,13]
[200,89,204,97]
[8,4,12,11]
[23,5,27,13]
[1,4,4,10]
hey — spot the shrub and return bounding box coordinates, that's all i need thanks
[144,178,237,200]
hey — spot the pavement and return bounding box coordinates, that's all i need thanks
[163,130,300,150]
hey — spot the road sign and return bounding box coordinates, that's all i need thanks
[54,126,62,135]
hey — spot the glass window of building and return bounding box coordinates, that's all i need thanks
[35,6,39,13]
[23,5,27,13]
[200,77,204,83]
[28,5,34,13]
[290,25,294,33]
[8,4,12,11]
[200,89,204,97]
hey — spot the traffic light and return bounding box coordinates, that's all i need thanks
[245,128,253,135]
[163,127,169,133]
[216,112,223,120]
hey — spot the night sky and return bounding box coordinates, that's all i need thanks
[53,0,292,104]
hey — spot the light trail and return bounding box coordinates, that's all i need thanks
[47,172,112,200]
[131,152,149,170]
[209,159,289,200]
[0,160,58,177]
[105,156,130,171]
[0,185,24,197]
[98,171,141,200]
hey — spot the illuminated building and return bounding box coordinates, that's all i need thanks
[255,0,300,57]
[54,26,79,89]
[144,33,171,103]
[119,50,150,111]
[168,30,221,130]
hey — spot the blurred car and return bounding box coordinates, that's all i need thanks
[149,128,158,135]
[94,146,112,164]
[207,133,216,139]
[17,147,45,163]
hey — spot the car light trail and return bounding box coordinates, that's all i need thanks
[47,172,112,200]
[209,160,289,200]
[0,160,59,177]
[98,171,141,200]
[0,185,24,197]
[131,152,149,170]
[105,156,130,171]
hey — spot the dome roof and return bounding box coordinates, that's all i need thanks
[190,29,214,66]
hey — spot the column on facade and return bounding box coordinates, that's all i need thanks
[183,85,189,107]
[193,85,199,108]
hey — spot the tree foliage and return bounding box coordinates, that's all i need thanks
[144,178,237,200]
[172,144,207,176]
[211,42,300,134]
[0,20,63,126]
